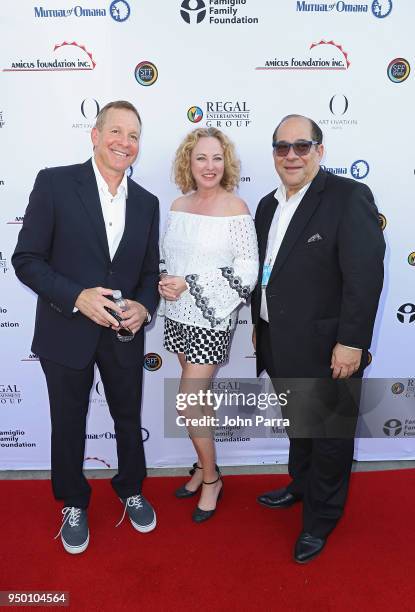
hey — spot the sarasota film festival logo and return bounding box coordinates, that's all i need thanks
[2,42,96,72]
[387,58,410,84]
[134,61,158,86]
[187,101,251,128]
[33,1,131,22]
[256,40,350,71]
[295,0,392,18]
[180,0,259,25]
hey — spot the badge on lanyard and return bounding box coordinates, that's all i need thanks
[261,263,272,288]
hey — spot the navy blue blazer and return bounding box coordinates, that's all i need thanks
[13,159,160,369]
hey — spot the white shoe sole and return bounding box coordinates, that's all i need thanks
[129,514,157,533]
[61,532,90,554]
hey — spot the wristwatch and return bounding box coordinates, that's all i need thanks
[144,310,152,325]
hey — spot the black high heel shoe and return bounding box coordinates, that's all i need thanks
[175,464,220,499]
[192,473,223,523]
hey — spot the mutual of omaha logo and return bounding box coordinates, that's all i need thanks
[109,0,130,21]
[135,61,158,86]
[187,106,203,123]
[350,160,369,179]
[372,0,392,18]
[387,58,410,83]
[144,353,162,371]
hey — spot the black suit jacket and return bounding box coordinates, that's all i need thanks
[13,159,159,369]
[252,169,385,378]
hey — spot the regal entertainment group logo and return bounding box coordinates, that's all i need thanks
[0,384,22,405]
[180,0,259,25]
[187,101,251,128]
[391,380,415,398]
[0,251,8,274]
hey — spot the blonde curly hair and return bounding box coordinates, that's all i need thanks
[173,127,240,193]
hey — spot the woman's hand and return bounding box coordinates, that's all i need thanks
[159,276,188,301]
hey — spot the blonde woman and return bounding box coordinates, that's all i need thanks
[159,128,258,522]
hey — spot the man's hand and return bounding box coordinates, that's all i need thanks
[159,276,188,301]
[75,287,122,327]
[119,300,149,334]
[331,343,362,379]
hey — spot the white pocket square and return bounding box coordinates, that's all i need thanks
[307,233,323,243]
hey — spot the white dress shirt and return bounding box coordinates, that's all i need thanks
[260,182,311,322]
[91,156,127,261]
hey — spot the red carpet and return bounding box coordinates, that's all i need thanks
[1,471,414,612]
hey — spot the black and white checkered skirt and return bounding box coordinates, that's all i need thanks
[163,317,231,365]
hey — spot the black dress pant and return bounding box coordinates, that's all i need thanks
[257,319,355,538]
[40,328,146,509]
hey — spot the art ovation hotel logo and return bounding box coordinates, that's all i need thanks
[256,40,350,71]
[180,0,259,25]
[3,41,96,72]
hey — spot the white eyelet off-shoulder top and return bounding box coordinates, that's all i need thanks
[159,211,259,331]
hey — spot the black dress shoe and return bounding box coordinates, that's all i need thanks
[192,475,223,523]
[294,532,326,564]
[257,487,301,509]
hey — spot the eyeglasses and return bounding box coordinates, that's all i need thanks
[272,140,320,157]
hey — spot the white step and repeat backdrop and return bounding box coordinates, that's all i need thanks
[1,0,414,470]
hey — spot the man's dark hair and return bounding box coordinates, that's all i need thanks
[95,100,141,131]
[272,114,323,144]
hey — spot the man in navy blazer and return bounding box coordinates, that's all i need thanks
[13,100,159,554]
[252,115,385,563]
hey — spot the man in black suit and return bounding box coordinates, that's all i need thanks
[252,114,385,563]
[13,100,159,554]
